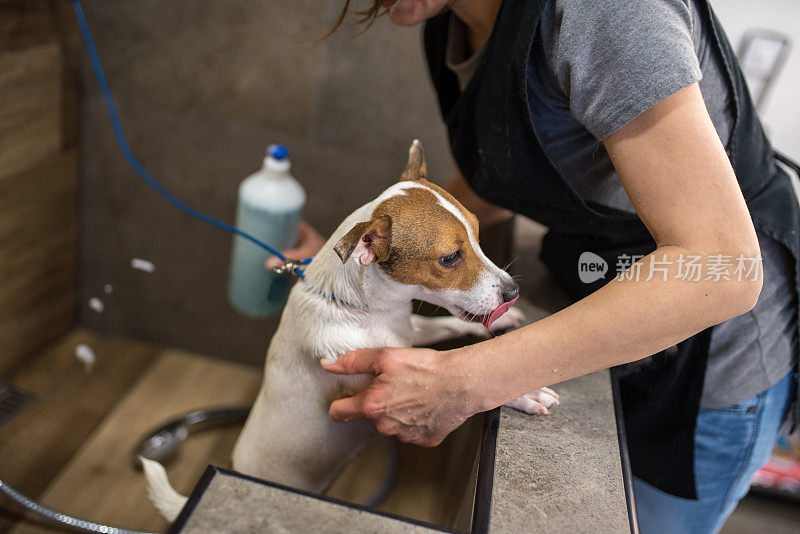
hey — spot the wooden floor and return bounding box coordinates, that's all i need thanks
[0,330,457,533]
[0,330,260,533]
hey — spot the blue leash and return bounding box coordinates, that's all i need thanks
[71,0,311,279]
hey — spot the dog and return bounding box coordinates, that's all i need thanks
[143,140,559,521]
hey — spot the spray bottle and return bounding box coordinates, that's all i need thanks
[228,145,305,316]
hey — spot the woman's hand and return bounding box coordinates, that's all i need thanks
[321,347,481,447]
[265,221,326,269]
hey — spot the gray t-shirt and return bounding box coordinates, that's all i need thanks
[446,0,796,408]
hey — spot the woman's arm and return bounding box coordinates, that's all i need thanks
[323,82,763,446]
[454,81,762,409]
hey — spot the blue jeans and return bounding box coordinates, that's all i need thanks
[633,370,794,534]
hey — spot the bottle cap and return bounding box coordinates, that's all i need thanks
[268,144,289,161]
[264,144,291,172]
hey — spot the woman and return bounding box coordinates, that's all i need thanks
[272,1,799,531]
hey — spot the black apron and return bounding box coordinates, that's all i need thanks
[424,0,800,499]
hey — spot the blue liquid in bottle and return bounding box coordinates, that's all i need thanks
[228,145,305,316]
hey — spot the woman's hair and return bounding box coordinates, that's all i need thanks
[321,1,385,40]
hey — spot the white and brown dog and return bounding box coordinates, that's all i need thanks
[143,140,558,520]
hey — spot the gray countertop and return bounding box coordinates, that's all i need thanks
[172,299,631,533]
[489,372,629,533]
[484,300,630,533]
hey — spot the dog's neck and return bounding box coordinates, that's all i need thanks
[299,203,410,314]
[300,248,371,310]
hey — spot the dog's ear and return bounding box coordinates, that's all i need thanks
[400,139,427,181]
[334,215,392,265]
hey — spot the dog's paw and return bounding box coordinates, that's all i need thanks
[488,307,525,333]
[504,387,560,415]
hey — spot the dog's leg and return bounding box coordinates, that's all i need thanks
[232,363,375,494]
[410,308,524,346]
[504,387,560,415]
[410,315,480,345]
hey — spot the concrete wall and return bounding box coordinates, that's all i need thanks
[76,1,452,364]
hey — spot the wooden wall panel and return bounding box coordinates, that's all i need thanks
[0,2,77,376]
[0,44,62,177]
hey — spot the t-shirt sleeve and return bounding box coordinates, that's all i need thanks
[544,0,702,140]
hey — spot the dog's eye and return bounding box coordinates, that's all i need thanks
[439,250,462,268]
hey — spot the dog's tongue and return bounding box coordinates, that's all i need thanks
[482,296,518,330]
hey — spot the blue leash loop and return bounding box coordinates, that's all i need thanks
[71,0,311,279]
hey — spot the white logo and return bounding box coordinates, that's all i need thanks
[578,252,608,284]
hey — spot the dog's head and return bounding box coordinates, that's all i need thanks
[334,140,518,328]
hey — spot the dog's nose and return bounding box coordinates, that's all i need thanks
[502,283,519,303]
